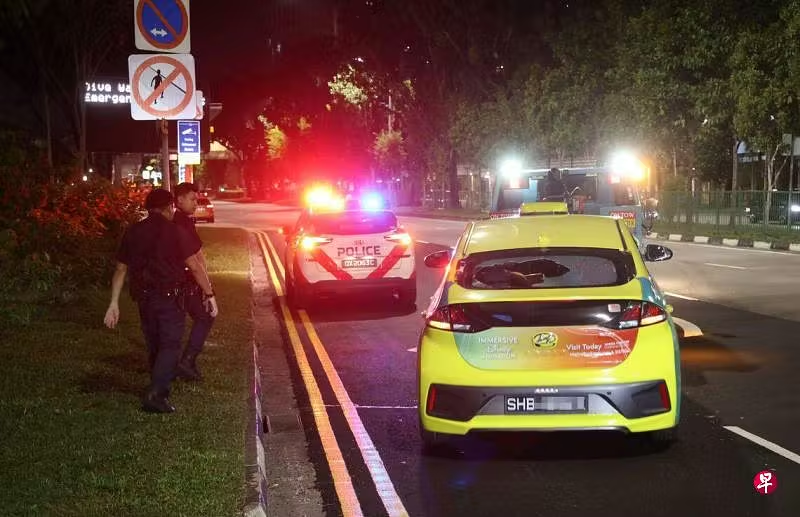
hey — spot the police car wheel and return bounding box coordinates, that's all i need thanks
[287,279,312,309]
[396,287,417,308]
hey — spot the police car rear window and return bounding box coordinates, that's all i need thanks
[311,211,398,235]
[458,247,635,290]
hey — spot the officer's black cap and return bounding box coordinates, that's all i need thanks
[145,188,174,210]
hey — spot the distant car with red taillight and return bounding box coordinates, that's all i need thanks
[417,205,679,454]
[193,197,215,223]
[282,190,416,309]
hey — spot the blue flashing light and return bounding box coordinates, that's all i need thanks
[361,192,384,211]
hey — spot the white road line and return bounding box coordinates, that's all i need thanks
[407,347,418,353]
[415,240,430,244]
[356,405,418,410]
[665,291,700,301]
[672,317,703,337]
[724,426,800,466]
[704,262,747,270]
[323,404,418,410]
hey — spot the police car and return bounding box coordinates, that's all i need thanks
[282,189,416,309]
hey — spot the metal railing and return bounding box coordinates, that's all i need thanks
[654,190,800,234]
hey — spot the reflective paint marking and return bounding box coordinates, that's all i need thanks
[672,317,703,338]
[724,426,800,466]
[299,310,409,517]
[256,232,364,517]
[262,232,409,517]
[704,262,747,270]
[665,291,699,301]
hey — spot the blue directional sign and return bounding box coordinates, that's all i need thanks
[134,0,190,53]
[177,120,201,164]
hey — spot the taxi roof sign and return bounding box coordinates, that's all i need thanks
[520,201,569,215]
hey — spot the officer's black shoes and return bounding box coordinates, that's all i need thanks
[176,358,202,382]
[141,389,176,414]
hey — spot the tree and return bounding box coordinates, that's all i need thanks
[0,0,128,177]
[731,19,798,223]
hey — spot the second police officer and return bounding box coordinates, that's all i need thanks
[172,182,215,381]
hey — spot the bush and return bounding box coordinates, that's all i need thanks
[0,170,146,304]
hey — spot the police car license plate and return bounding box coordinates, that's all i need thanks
[504,395,588,414]
[342,258,378,269]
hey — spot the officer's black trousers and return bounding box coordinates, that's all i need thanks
[137,295,186,395]
[184,289,215,359]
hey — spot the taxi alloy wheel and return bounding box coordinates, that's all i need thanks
[419,415,448,456]
[636,426,678,453]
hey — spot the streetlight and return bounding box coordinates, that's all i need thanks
[500,158,523,178]
[610,150,645,182]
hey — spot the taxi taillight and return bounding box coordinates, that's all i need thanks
[426,304,489,333]
[607,301,667,329]
[300,235,333,251]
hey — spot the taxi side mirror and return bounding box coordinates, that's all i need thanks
[280,225,292,241]
[424,249,451,268]
[644,244,673,262]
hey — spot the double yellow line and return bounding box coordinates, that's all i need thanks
[255,231,409,517]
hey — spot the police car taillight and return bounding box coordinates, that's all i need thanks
[384,230,412,246]
[300,235,333,251]
[427,304,489,333]
[606,301,667,329]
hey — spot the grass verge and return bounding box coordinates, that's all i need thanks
[0,227,253,517]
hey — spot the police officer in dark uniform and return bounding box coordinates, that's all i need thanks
[172,182,215,381]
[104,189,218,413]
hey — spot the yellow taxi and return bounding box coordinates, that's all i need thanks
[418,208,679,453]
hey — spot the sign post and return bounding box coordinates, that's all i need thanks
[161,119,171,191]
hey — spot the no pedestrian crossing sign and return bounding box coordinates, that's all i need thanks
[128,54,196,120]
[134,0,191,53]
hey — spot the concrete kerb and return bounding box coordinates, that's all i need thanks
[652,233,800,253]
[243,341,268,517]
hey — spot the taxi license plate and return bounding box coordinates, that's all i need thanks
[342,258,378,269]
[504,395,588,414]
